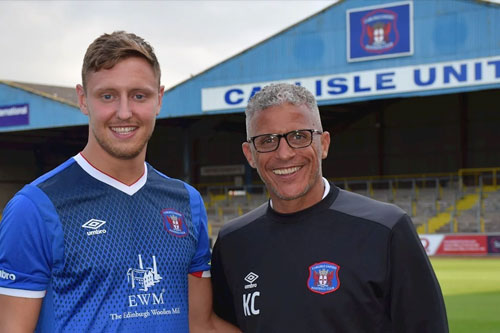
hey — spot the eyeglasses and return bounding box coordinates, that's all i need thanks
[248,129,322,153]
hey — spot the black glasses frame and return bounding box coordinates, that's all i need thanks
[247,129,322,153]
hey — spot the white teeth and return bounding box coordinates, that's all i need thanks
[273,167,300,175]
[111,127,135,134]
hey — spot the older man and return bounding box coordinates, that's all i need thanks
[211,83,448,332]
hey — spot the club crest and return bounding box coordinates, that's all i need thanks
[360,8,399,54]
[161,209,188,237]
[307,261,340,295]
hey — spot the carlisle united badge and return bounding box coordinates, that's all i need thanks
[307,261,340,295]
[360,8,399,54]
[161,209,188,237]
[346,1,413,62]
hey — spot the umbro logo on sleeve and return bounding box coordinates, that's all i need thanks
[0,269,16,281]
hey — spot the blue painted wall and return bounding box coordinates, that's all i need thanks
[1,1,498,131]
[0,83,87,133]
[162,0,500,118]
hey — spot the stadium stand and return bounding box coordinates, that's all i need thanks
[203,167,500,241]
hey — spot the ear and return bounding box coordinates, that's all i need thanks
[157,85,165,116]
[76,84,89,115]
[242,142,256,168]
[320,131,331,159]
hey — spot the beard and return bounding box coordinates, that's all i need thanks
[92,126,152,160]
[258,165,323,201]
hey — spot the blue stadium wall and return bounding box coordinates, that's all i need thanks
[0,82,86,132]
[159,0,500,185]
[162,0,500,118]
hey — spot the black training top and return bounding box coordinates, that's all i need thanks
[211,184,448,333]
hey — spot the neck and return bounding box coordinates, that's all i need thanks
[271,177,326,214]
[80,145,146,186]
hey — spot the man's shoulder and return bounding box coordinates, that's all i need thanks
[147,164,194,190]
[9,157,78,204]
[1,172,70,230]
[217,202,268,239]
[331,188,407,230]
[32,157,78,188]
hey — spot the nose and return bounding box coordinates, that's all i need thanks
[117,95,132,120]
[274,136,295,159]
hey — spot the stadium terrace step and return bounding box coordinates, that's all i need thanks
[204,177,500,238]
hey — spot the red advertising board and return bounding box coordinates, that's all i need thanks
[435,235,488,255]
[419,234,500,256]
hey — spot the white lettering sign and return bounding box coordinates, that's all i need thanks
[201,56,500,111]
[0,105,28,117]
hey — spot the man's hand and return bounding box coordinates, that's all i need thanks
[188,274,241,332]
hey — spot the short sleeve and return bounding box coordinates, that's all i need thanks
[186,186,211,276]
[0,185,60,297]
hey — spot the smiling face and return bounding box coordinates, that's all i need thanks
[76,57,164,163]
[242,103,330,213]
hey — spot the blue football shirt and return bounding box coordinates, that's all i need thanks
[0,154,211,332]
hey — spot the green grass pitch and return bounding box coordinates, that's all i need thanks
[430,257,500,333]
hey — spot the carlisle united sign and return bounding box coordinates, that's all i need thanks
[201,56,500,112]
[347,1,413,62]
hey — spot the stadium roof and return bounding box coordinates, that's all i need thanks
[1,0,499,132]
[0,80,78,107]
[0,80,85,132]
[162,0,500,118]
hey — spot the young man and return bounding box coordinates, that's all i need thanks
[0,31,238,333]
[211,83,449,332]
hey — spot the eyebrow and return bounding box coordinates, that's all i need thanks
[92,86,157,95]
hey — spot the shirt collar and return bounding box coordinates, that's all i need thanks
[269,177,330,209]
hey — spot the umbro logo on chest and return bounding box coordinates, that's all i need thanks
[82,219,107,236]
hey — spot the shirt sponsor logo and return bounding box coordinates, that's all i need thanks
[0,269,16,281]
[110,255,182,321]
[82,219,107,236]
[307,261,340,295]
[127,254,162,292]
[244,272,259,289]
[126,255,166,308]
[161,209,188,237]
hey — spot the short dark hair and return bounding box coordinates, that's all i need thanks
[81,31,161,91]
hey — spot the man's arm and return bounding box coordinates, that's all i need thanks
[389,216,449,332]
[188,275,240,333]
[0,295,42,333]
